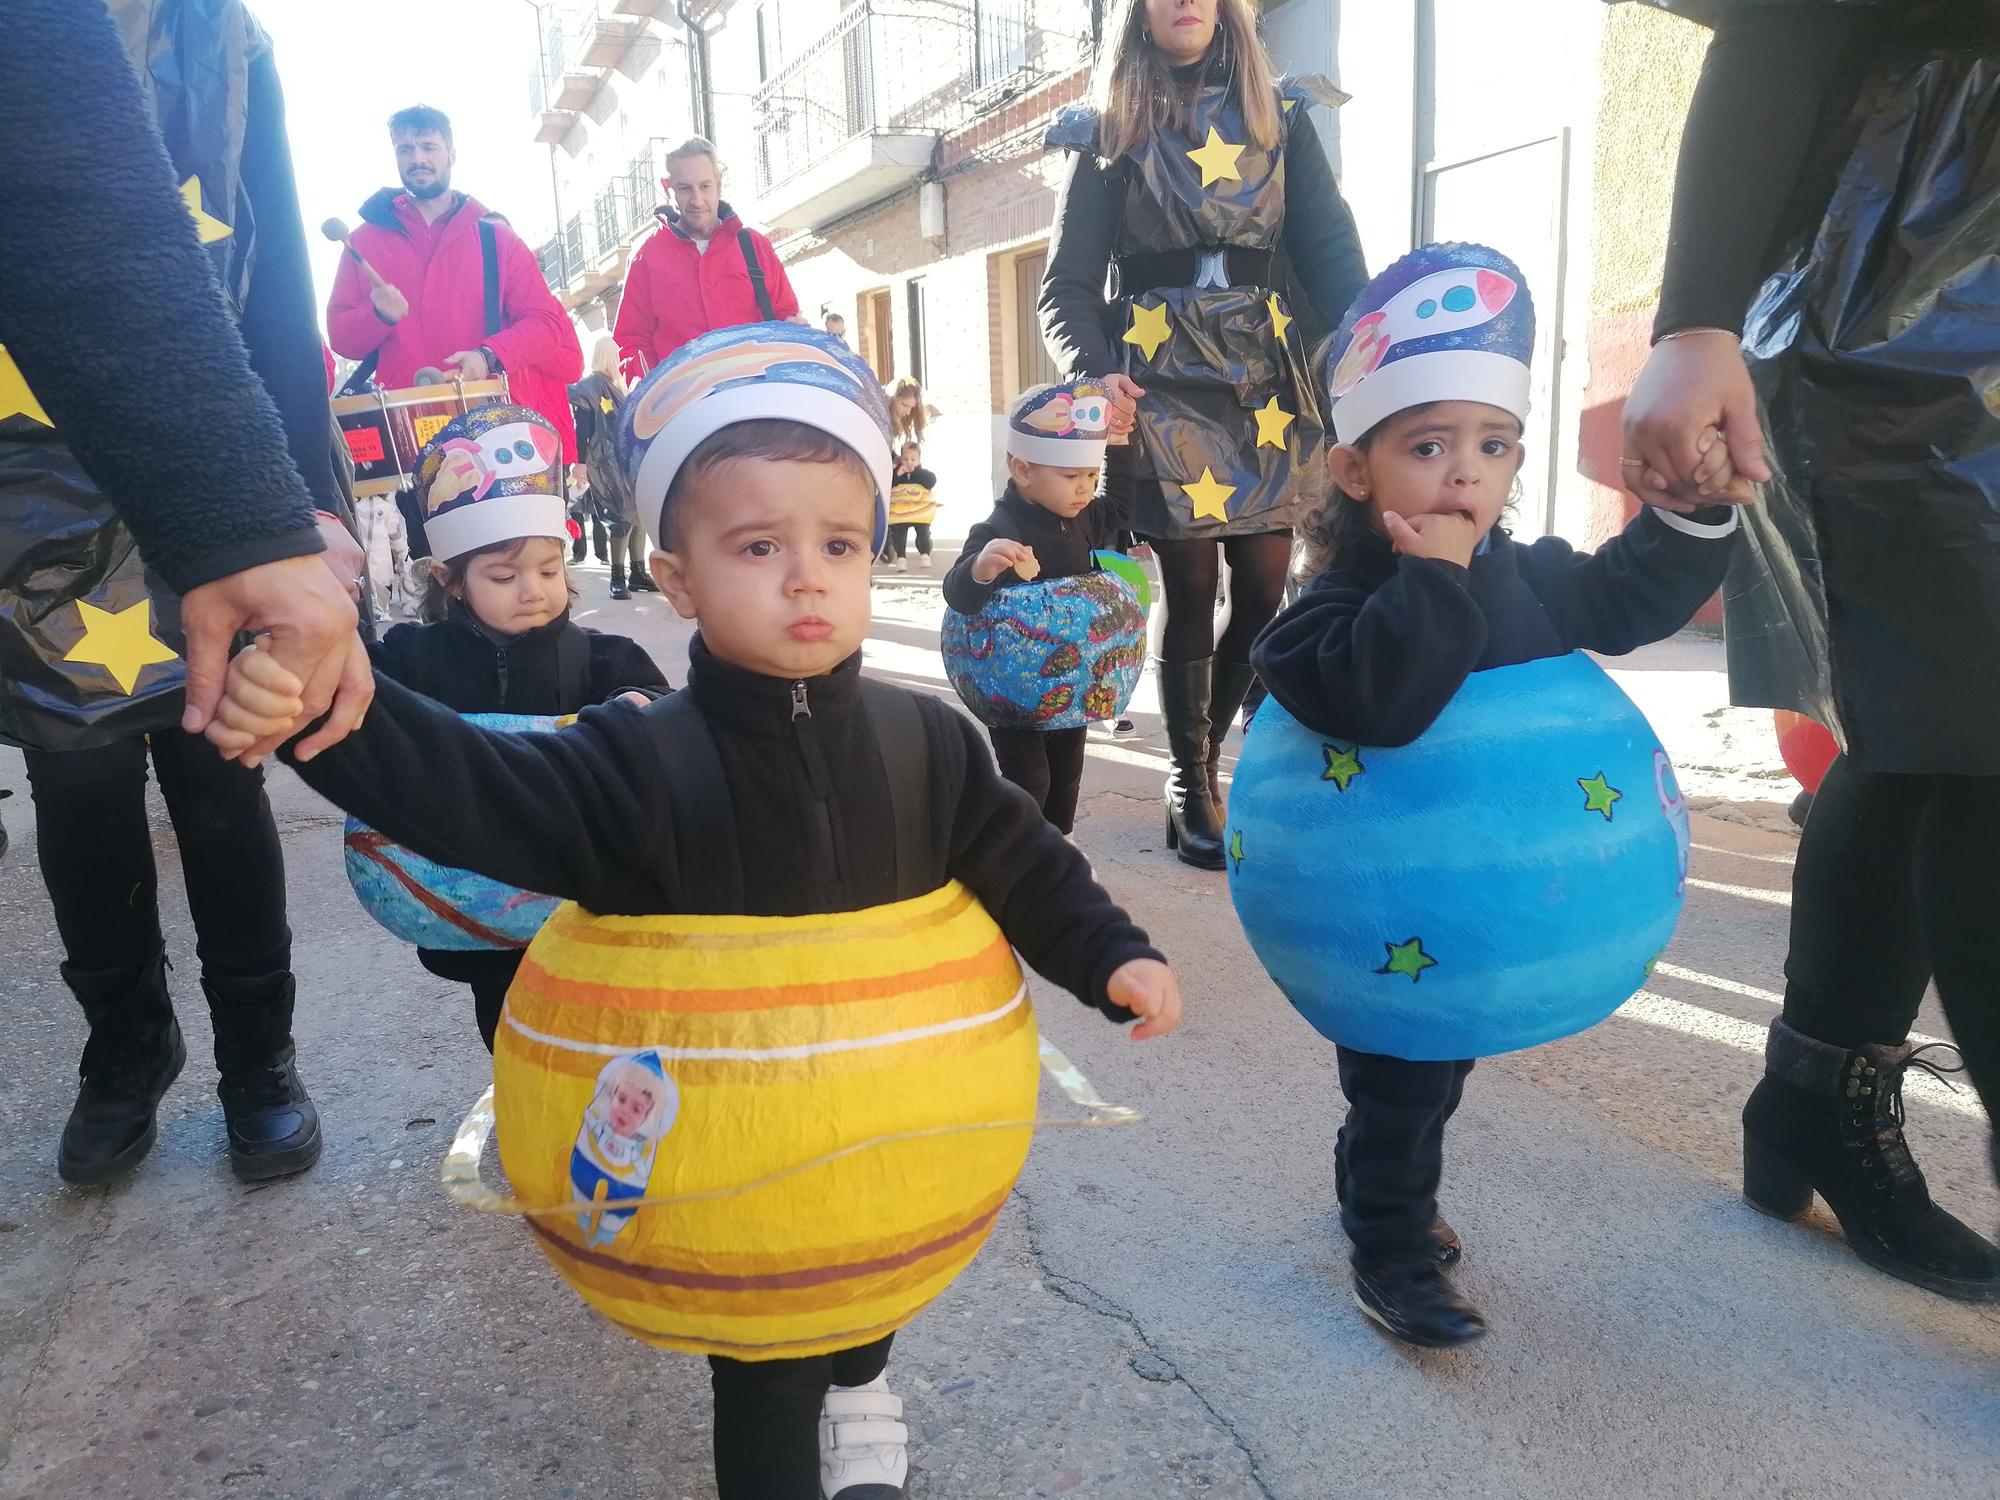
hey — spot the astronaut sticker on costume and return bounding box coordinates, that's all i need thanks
[569,1050,678,1247]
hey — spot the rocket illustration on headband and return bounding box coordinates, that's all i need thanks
[1330,266,1519,396]
[428,419,562,509]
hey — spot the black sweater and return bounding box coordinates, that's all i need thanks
[283,638,1162,1020]
[1254,507,1740,747]
[1038,90,1368,380]
[942,482,1131,613]
[0,0,328,593]
[370,606,667,716]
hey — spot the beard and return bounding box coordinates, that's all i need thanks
[403,170,450,201]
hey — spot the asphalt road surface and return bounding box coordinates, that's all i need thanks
[2,545,1994,1499]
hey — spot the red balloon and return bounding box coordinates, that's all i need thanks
[1774,710,1838,793]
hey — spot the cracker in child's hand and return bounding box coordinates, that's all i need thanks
[1015,553,1041,581]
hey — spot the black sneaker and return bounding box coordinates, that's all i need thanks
[1352,1256,1487,1347]
[59,1021,187,1185]
[218,1050,322,1182]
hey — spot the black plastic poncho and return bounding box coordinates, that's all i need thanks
[1044,77,1344,541]
[1630,0,2000,773]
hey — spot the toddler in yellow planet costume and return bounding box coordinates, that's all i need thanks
[210,323,1181,1500]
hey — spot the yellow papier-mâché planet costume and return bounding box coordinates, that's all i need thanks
[887,477,939,527]
[490,881,1039,1360]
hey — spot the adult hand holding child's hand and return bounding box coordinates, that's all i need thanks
[1105,958,1182,1041]
[973,538,1039,584]
[1382,510,1478,569]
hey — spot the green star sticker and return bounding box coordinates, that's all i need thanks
[1377,936,1438,983]
[1644,954,1660,977]
[1321,742,1365,791]
[1578,771,1622,821]
[1228,828,1244,872]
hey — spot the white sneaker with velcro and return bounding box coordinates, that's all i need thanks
[819,1376,910,1498]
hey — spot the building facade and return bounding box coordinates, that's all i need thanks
[527,0,1713,551]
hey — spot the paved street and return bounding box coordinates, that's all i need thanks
[2,534,1996,1500]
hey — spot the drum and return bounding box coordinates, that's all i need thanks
[333,377,509,498]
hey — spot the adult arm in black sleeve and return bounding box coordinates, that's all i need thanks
[1517,504,1740,656]
[281,672,670,910]
[929,701,1163,1018]
[1653,9,1858,338]
[1251,559,1489,747]
[1281,123,1368,344]
[1037,152,1122,380]
[0,0,323,595]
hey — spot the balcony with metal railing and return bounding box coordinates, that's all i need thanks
[751,0,1071,232]
[535,150,666,306]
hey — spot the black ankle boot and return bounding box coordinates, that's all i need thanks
[1158,657,1225,869]
[1352,1255,1487,1347]
[58,951,185,1185]
[609,567,631,601]
[1743,1018,2000,1302]
[1205,659,1258,814]
[205,972,322,1182]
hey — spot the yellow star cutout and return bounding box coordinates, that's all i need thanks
[0,345,52,427]
[1182,467,1236,522]
[1253,397,1295,450]
[1123,300,1172,361]
[599,395,616,415]
[1268,292,1292,345]
[1186,126,1245,189]
[64,599,179,696]
[180,175,233,244]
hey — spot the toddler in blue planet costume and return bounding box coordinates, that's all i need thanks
[1246,243,1749,1348]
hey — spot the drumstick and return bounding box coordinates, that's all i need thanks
[320,217,388,287]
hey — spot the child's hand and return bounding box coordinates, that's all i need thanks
[617,690,652,709]
[1105,958,1181,1041]
[973,538,1039,584]
[203,643,307,765]
[1383,510,1479,568]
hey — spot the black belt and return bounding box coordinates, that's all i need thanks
[1114,246,1274,296]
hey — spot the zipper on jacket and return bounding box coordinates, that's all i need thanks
[789,679,842,900]
[495,645,510,707]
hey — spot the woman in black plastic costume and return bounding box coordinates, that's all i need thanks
[1622,0,2000,1301]
[1039,0,1365,868]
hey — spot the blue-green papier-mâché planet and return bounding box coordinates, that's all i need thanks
[343,712,564,950]
[942,570,1147,730]
[1227,654,1690,1060]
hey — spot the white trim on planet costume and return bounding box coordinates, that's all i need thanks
[503,979,1029,1060]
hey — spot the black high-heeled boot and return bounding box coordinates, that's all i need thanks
[1158,657,1225,869]
[57,950,185,1184]
[1205,658,1258,815]
[1742,1017,2000,1301]
[205,972,323,1183]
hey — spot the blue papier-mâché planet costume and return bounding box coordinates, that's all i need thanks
[942,570,1147,729]
[942,380,1148,729]
[1228,244,1691,1060]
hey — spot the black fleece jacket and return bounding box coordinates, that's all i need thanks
[942,482,1132,613]
[284,638,1162,1019]
[370,606,667,715]
[0,0,327,593]
[1254,506,1740,747]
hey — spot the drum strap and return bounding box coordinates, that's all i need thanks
[737,228,776,321]
[643,677,933,913]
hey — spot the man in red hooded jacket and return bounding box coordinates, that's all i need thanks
[326,106,581,461]
[612,137,800,382]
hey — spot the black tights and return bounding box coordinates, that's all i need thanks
[23,731,291,978]
[1782,755,2000,1122]
[708,1334,894,1498]
[1150,531,1293,665]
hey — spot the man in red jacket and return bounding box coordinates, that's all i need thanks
[326,106,581,463]
[612,137,800,382]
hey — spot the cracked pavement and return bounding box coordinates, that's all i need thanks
[3,532,1996,1499]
